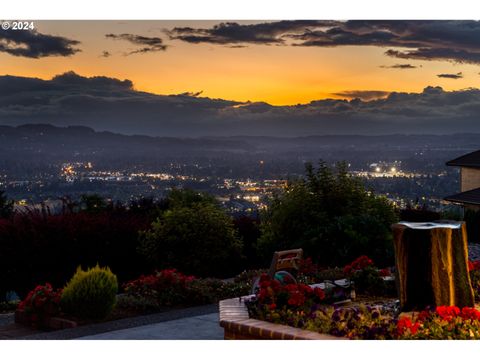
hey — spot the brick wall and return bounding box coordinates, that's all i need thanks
[218,296,340,340]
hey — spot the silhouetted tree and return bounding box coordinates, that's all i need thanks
[259,161,398,267]
[138,189,243,277]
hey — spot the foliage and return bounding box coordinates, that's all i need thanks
[0,191,13,219]
[247,277,480,339]
[343,256,396,296]
[123,269,251,309]
[343,255,374,276]
[0,207,151,300]
[79,194,110,213]
[234,269,267,286]
[259,161,398,267]
[469,260,480,301]
[314,268,345,282]
[0,300,19,313]
[399,204,440,222]
[233,215,263,269]
[249,274,326,310]
[124,269,195,307]
[165,188,218,208]
[61,265,118,320]
[17,283,62,328]
[397,306,480,339]
[138,201,243,277]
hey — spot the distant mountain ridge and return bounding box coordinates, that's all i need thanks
[1,123,480,158]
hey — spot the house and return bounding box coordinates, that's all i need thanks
[444,150,480,211]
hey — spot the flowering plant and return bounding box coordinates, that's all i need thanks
[123,269,251,308]
[342,256,395,296]
[469,260,480,272]
[124,269,195,306]
[378,268,391,277]
[468,260,480,301]
[343,255,374,276]
[17,283,62,328]
[397,305,480,339]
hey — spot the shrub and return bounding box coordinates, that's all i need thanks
[0,208,151,300]
[124,269,195,307]
[138,202,243,277]
[61,265,118,320]
[259,161,398,267]
[17,283,62,328]
[123,269,251,309]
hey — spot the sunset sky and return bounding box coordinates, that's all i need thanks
[1,20,480,105]
[1,20,480,137]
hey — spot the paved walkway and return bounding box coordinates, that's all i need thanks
[76,312,223,340]
[17,304,220,340]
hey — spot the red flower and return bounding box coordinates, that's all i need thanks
[298,257,318,276]
[269,303,277,310]
[285,284,306,307]
[343,264,353,276]
[379,268,391,277]
[314,287,325,300]
[436,306,460,321]
[397,316,421,335]
[469,260,480,272]
[460,307,480,321]
[417,310,430,322]
[343,255,374,276]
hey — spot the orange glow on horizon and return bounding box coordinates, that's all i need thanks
[0,21,479,106]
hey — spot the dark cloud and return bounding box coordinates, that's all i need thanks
[105,33,167,55]
[332,90,390,101]
[178,91,204,97]
[437,72,463,79]
[1,73,480,137]
[100,50,111,58]
[385,48,480,64]
[293,20,480,64]
[172,20,480,64]
[167,21,334,45]
[380,64,417,69]
[0,29,80,58]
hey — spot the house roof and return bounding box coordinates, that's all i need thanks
[444,187,480,206]
[446,150,480,168]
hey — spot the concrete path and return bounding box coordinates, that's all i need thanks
[75,312,223,340]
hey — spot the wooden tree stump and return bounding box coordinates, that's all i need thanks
[392,221,475,311]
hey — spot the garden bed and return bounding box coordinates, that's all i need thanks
[219,296,339,340]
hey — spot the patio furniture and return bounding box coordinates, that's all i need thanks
[267,248,303,278]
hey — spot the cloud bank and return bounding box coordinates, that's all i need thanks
[169,20,480,64]
[0,72,479,137]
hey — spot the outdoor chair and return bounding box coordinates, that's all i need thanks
[267,248,303,279]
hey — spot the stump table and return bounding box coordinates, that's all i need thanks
[392,221,474,311]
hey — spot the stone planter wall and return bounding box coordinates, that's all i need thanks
[219,296,339,340]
